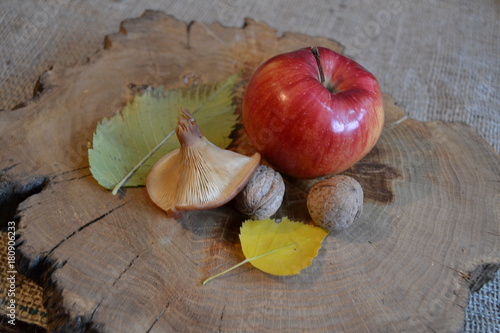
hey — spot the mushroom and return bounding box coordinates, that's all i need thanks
[146,107,261,214]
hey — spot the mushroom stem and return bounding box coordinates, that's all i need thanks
[176,107,204,147]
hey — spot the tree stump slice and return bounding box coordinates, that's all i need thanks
[1,11,499,332]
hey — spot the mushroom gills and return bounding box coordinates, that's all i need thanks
[146,108,261,214]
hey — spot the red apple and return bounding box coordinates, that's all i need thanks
[242,46,384,179]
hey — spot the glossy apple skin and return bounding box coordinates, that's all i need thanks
[242,47,384,179]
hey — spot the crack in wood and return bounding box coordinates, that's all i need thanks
[85,254,141,331]
[88,297,105,325]
[145,298,172,333]
[47,202,128,256]
[453,301,465,310]
[186,20,194,50]
[50,173,92,185]
[112,254,140,287]
[0,162,20,173]
[27,203,130,331]
[50,165,90,178]
[217,305,226,333]
[426,256,500,293]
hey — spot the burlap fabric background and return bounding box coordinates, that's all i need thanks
[0,0,498,331]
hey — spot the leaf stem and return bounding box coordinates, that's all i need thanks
[202,259,251,285]
[111,131,176,195]
[202,243,296,285]
[110,73,241,194]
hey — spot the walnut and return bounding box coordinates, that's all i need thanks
[233,165,285,219]
[307,175,363,232]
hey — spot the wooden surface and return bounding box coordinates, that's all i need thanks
[1,11,499,332]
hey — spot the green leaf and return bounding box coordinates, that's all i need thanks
[203,217,328,284]
[88,73,241,193]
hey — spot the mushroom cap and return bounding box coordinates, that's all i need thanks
[146,108,261,214]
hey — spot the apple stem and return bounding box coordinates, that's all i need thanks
[311,46,326,85]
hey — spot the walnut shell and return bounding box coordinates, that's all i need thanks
[307,175,363,231]
[233,165,285,219]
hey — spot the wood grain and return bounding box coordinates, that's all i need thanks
[1,11,498,332]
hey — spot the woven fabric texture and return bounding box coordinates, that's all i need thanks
[0,0,498,331]
[463,272,500,332]
[0,232,48,329]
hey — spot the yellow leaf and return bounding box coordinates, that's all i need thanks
[203,217,327,284]
[240,217,328,276]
